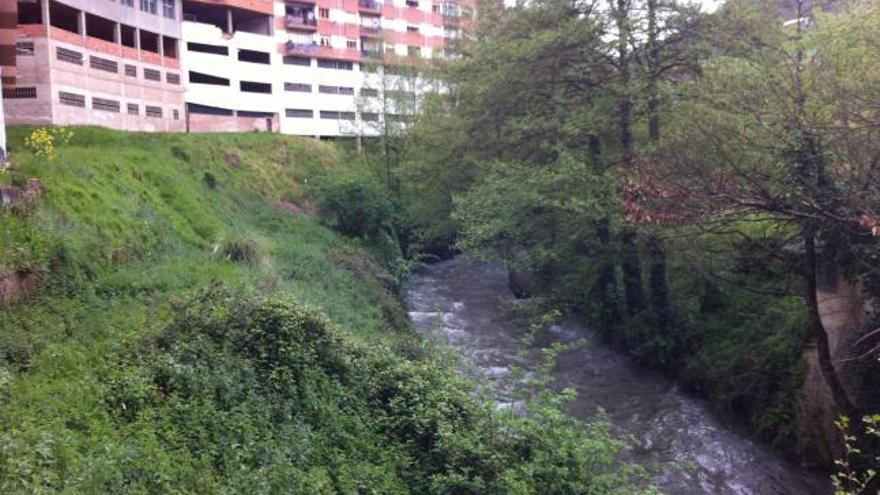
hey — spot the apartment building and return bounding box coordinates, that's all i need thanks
[1,1,16,158]
[4,0,185,132]
[274,0,462,137]
[2,0,470,137]
[180,0,469,137]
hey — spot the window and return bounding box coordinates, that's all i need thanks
[318,111,356,120]
[432,4,440,12]
[189,71,230,86]
[16,42,34,56]
[167,73,180,84]
[145,106,163,118]
[144,68,161,81]
[361,112,379,121]
[2,87,37,99]
[56,47,83,65]
[283,55,311,66]
[125,64,137,77]
[318,85,339,94]
[187,42,228,56]
[317,59,352,70]
[188,103,233,116]
[140,0,157,14]
[90,56,118,73]
[347,40,357,48]
[240,81,272,93]
[162,0,175,18]
[284,82,312,92]
[59,91,85,107]
[387,89,415,99]
[407,25,419,32]
[406,0,418,6]
[360,87,378,97]
[319,36,330,46]
[238,49,270,64]
[319,8,329,18]
[239,111,273,118]
[286,108,314,118]
[173,109,180,120]
[93,97,121,113]
[127,103,139,115]
[407,46,421,57]
[339,87,354,95]
[121,0,134,6]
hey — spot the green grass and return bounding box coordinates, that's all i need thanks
[0,127,400,366]
[0,127,639,494]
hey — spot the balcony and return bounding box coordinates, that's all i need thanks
[361,49,382,59]
[359,25,382,37]
[285,15,317,31]
[358,0,382,14]
[284,41,321,55]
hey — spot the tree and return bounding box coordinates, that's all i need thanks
[625,0,880,418]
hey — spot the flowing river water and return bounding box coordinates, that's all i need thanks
[404,257,832,495]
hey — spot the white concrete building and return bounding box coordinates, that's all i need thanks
[180,0,279,131]
[179,0,465,137]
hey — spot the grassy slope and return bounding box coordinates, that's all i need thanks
[0,127,414,491]
[0,127,635,494]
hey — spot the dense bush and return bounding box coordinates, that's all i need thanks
[311,171,396,240]
[0,288,646,494]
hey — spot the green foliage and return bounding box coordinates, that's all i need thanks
[0,211,54,274]
[218,235,267,267]
[311,170,396,240]
[832,414,880,495]
[1,287,644,494]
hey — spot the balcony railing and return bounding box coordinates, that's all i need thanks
[358,0,382,12]
[360,25,381,36]
[285,15,317,30]
[285,41,320,53]
[361,49,381,59]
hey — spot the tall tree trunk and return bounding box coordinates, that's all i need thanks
[646,0,661,142]
[588,136,620,325]
[804,230,856,419]
[620,229,644,315]
[616,0,634,169]
[615,0,644,316]
[645,0,671,329]
[647,235,671,330]
[595,218,620,325]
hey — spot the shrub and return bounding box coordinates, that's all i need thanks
[218,236,265,267]
[202,172,217,190]
[78,288,647,494]
[311,171,395,239]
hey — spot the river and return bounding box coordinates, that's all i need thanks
[404,257,832,495]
